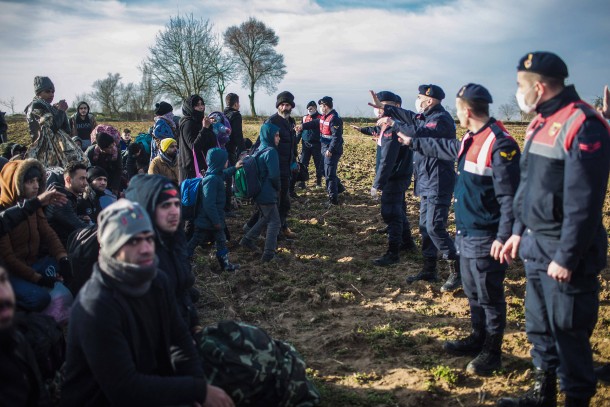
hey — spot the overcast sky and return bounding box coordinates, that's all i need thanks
[1,0,609,117]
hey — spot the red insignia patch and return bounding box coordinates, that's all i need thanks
[579,141,601,153]
[425,122,437,129]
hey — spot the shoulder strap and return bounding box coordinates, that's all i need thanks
[489,122,505,139]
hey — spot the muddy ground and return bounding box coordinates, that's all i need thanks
[7,117,610,406]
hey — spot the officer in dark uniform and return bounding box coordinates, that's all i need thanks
[364,91,415,266]
[296,101,324,189]
[392,84,520,375]
[497,52,610,407]
[371,85,460,292]
[299,96,344,206]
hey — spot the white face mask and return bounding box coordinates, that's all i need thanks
[308,109,316,116]
[515,84,540,114]
[373,108,383,118]
[414,98,425,114]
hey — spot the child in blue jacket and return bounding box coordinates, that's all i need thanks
[187,147,240,271]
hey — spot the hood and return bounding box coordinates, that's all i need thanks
[259,122,279,149]
[205,148,228,175]
[124,174,175,220]
[0,158,46,207]
[76,101,90,116]
[180,95,204,122]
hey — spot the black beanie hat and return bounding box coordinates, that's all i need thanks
[306,100,316,109]
[87,166,109,183]
[156,181,179,206]
[276,91,295,108]
[154,101,173,116]
[96,132,114,149]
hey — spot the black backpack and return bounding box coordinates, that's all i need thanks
[66,225,99,296]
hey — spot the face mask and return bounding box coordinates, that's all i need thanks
[414,98,425,114]
[373,108,383,118]
[308,109,316,116]
[515,84,540,114]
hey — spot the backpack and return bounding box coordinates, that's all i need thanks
[233,147,272,199]
[197,320,321,407]
[66,225,99,296]
[180,177,203,221]
[208,111,232,148]
[135,132,152,155]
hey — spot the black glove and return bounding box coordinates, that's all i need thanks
[58,257,72,282]
[37,275,57,288]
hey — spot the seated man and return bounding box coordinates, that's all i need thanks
[0,159,70,312]
[0,263,51,406]
[148,138,179,185]
[77,166,117,224]
[45,162,90,246]
[61,199,233,407]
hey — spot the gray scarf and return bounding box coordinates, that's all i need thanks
[99,252,159,297]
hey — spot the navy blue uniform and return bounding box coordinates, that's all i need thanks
[412,119,520,335]
[302,109,344,201]
[513,86,610,399]
[385,104,458,260]
[373,125,414,253]
[299,112,324,183]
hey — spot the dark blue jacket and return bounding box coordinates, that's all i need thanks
[513,85,610,272]
[302,109,344,155]
[125,174,199,330]
[265,113,297,175]
[300,112,321,143]
[385,104,456,197]
[194,148,236,230]
[412,119,520,247]
[255,123,281,205]
[373,125,414,189]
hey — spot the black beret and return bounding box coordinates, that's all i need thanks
[306,100,316,109]
[395,94,402,105]
[418,84,445,100]
[318,96,333,107]
[517,51,568,79]
[276,91,295,108]
[456,83,493,104]
[154,101,173,116]
[376,91,398,103]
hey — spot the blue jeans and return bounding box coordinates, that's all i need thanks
[9,257,59,312]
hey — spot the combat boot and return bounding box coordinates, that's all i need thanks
[467,333,503,376]
[406,257,438,283]
[372,251,399,267]
[400,238,417,253]
[443,328,485,356]
[216,249,240,272]
[595,364,610,383]
[441,259,462,292]
[564,397,590,407]
[496,368,557,407]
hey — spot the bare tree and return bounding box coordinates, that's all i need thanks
[91,73,130,116]
[0,96,17,115]
[211,50,237,111]
[129,67,160,120]
[224,17,287,116]
[498,102,518,121]
[143,15,220,103]
[71,93,95,111]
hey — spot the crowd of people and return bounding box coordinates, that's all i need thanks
[0,50,608,407]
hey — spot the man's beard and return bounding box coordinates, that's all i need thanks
[278,109,292,119]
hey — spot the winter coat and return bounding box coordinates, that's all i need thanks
[125,174,199,330]
[44,183,88,246]
[69,102,97,141]
[0,159,67,283]
[265,113,297,176]
[148,154,179,186]
[85,145,123,193]
[223,107,244,156]
[25,97,71,140]
[178,96,217,182]
[255,123,281,205]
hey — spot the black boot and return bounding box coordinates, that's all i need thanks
[564,397,590,407]
[441,259,462,292]
[467,333,503,376]
[595,363,610,383]
[496,368,557,407]
[406,257,438,283]
[216,250,239,272]
[443,328,486,356]
[373,251,399,267]
[400,238,417,252]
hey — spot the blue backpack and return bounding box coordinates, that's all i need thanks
[135,132,152,155]
[180,178,202,220]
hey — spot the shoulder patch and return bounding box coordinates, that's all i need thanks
[579,141,602,153]
[499,149,517,161]
[425,122,437,129]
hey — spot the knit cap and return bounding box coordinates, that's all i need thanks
[160,138,176,153]
[98,199,153,257]
[34,76,55,94]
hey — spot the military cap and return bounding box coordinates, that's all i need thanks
[318,96,333,107]
[517,51,568,78]
[376,91,398,103]
[306,100,316,109]
[456,83,493,104]
[418,84,445,100]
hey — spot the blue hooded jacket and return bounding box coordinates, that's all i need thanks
[194,148,236,229]
[255,123,281,205]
